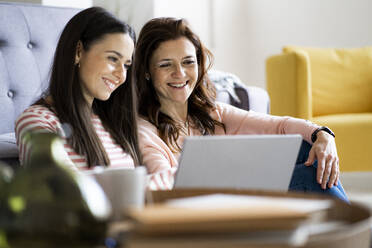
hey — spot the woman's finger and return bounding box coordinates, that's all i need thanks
[316,151,326,184]
[305,148,316,166]
[328,158,338,188]
[321,154,333,189]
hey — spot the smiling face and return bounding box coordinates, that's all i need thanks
[149,37,198,109]
[76,32,134,105]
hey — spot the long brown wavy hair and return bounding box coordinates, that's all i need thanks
[35,7,141,167]
[134,17,225,152]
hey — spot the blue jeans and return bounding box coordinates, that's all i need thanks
[288,140,349,203]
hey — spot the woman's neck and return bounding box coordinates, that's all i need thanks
[159,100,188,123]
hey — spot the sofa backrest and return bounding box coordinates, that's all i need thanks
[284,46,372,117]
[0,2,80,134]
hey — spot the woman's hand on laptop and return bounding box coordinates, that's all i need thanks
[305,132,339,190]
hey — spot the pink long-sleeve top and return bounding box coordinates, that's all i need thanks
[139,102,320,190]
[15,104,171,190]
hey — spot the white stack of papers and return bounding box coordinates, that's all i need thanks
[166,193,333,213]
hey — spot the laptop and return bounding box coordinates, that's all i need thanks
[174,134,302,191]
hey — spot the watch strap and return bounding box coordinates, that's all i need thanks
[311,126,335,143]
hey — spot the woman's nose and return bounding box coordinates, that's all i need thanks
[113,64,126,83]
[172,64,186,77]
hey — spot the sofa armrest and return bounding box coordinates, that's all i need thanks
[0,133,19,168]
[0,133,18,157]
[266,52,312,119]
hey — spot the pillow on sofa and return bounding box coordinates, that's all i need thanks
[208,70,249,111]
[0,133,18,158]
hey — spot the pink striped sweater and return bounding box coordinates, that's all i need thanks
[15,104,165,190]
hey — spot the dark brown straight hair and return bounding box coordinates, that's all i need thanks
[134,17,225,152]
[36,7,141,167]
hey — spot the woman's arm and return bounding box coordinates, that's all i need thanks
[214,102,319,142]
[146,167,177,190]
[15,105,76,170]
[138,118,178,190]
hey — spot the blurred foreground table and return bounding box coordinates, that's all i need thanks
[110,188,371,248]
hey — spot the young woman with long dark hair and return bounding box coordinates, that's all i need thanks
[16,7,141,170]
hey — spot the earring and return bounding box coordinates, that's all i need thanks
[75,62,80,68]
[145,73,150,81]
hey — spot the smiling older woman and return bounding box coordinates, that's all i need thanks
[134,17,348,202]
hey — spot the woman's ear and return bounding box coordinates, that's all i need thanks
[75,40,83,65]
[145,72,150,81]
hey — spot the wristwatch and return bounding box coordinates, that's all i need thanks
[311,126,335,143]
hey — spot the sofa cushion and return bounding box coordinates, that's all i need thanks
[283,46,372,117]
[0,132,18,158]
[312,113,372,172]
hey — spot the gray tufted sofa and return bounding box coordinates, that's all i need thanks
[0,2,269,167]
[0,2,80,166]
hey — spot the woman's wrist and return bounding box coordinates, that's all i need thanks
[311,126,335,143]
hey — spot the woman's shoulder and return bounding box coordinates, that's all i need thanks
[22,104,55,115]
[138,116,157,131]
[17,104,57,121]
[214,101,253,115]
[210,101,238,118]
[214,101,240,111]
[15,104,60,131]
[137,117,160,140]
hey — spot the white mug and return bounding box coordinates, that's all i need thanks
[84,166,147,221]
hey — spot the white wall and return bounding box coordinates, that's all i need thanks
[153,0,212,48]
[0,0,92,8]
[42,0,92,8]
[0,0,40,3]
[94,0,211,48]
[6,0,372,89]
[212,0,372,88]
[102,0,372,89]
[93,0,152,35]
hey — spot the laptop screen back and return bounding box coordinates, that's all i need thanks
[174,134,302,191]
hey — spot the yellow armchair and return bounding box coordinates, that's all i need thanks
[266,46,372,172]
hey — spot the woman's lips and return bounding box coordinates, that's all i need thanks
[167,80,189,88]
[103,78,117,90]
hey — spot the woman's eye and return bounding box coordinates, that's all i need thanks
[108,56,118,62]
[184,60,196,65]
[159,63,171,68]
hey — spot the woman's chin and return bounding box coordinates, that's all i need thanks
[96,94,111,102]
[172,93,193,104]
